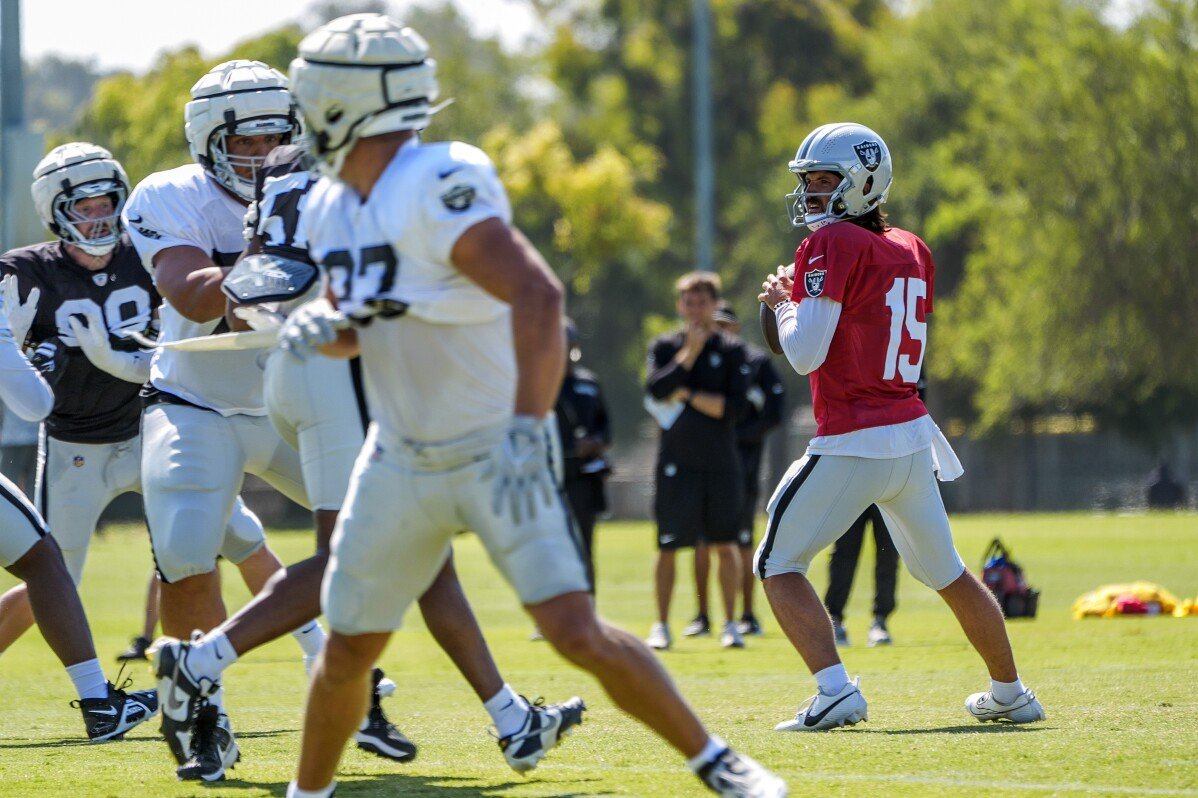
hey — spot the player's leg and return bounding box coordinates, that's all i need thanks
[690,542,711,634]
[0,437,114,653]
[705,470,745,647]
[293,441,453,796]
[875,450,1042,722]
[1,485,157,740]
[116,570,160,661]
[478,478,782,792]
[868,506,898,646]
[823,509,868,646]
[650,465,701,648]
[736,480,762,634]
[757,455,887,731]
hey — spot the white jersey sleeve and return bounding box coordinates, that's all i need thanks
[0,318,53,422]
[124,165,229,273]
[410,142,511,266]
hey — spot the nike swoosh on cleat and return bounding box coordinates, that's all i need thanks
[803,691,855,727]
[89,707,119,716]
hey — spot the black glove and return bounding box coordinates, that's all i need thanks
[29,337,69,389]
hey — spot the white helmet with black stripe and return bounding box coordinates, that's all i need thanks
[289,13,440,176]
[31,141,130,256]
[785,122,892,231]
[185,59,297,201]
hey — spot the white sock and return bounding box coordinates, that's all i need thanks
[814,663,850,696]
[303,654,319,677]
[292,620,326,658]
[482,684,531,738]
[686,735,727,772]
[991,677,1025,704]
[65,658,108,701]
[189,631,239,684]
[286,781,336,798]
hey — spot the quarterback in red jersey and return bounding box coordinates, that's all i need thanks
[756,123,1045,731]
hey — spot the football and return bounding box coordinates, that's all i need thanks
[760,301,783,355]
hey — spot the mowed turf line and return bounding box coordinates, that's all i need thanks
[0,512,1194,797]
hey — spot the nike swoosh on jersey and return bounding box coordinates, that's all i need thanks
[126,212,142,224]
[808,254,825,264]
[438,166,465,179]
[803,690,855,727]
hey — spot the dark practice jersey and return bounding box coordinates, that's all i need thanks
[645,328,749,472]
[0,237,158,443]
[554,365,612,481]
[736,343,785,449]
[248,144,319,265]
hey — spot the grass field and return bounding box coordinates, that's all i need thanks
[0,513,1195,797]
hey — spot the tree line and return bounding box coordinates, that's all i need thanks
[56,0,1197,449]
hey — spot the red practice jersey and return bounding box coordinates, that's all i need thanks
[790,222,933,436]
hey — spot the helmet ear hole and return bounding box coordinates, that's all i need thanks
[863,176,874,196]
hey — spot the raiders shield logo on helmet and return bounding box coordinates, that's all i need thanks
[804,269,827,297]
[853,140,882,172]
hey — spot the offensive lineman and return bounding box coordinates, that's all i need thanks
[757,122,1044,730]
[122,62,325,780]
[154,142,585,774]
[0,143,278,659]
[0,281,158,741]
[281,14,786,798]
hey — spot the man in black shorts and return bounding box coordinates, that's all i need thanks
[644,272,749,650]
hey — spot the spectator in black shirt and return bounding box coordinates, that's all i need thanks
[685,304,785,638]
[643,272,750,651]
[554,319,612,588]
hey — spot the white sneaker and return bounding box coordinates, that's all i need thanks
[775,677,867,731]
[720,621,745,649]
[699,747,788,797]
[646,623,671,650]
[965,689,1045,723]
[866,620,892,647]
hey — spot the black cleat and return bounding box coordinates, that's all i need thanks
[74,680,159,742]
[154,636,219,765]
[176,703,239,782]
[116,635,152,662]
[736,614,764,637]
[354,667,417,762]
[498,696,586,773]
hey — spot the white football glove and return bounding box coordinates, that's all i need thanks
[67,310,152,384]
[482,415,556,525]
[278,297,345,360]
[1,275,40,348]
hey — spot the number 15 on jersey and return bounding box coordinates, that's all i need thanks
[883,277,926,384]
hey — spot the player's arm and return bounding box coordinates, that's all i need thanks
[760,267,841,375]
[0,324,53,422]
[450,217,564,418]
[153,246,234,323]
[315,290,359,359]
[646,340,689,399]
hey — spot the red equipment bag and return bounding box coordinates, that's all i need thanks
[981,538,1040,619]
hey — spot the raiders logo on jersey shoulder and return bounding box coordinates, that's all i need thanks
[440,184,475,212]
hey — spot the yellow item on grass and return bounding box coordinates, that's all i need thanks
[1071,582,1183,619]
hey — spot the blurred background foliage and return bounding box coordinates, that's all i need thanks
[31,0,1198,449]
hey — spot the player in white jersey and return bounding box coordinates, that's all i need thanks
[280,15,786,798]
[0,294,159,741]
[155,143,583,772]
[0,143,269,660]
[123,61,321,781]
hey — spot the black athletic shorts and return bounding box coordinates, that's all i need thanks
[654,463,743,550]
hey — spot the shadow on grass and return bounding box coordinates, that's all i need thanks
[857,724,1053,735]
[0,727,295,751]
[220,773,604,797]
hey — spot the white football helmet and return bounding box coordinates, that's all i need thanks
[185,60,296,201]
[786,122,892,231]
[289,13,440,176]
[31,142,130,256]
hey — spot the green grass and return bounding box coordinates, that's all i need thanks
[0,513,1196,797]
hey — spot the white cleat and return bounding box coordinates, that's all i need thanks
[775,677,867,731]
[699,747,788,797]
[965,689,1045,724]
[646,623,671,651]
[720,621,745,649]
